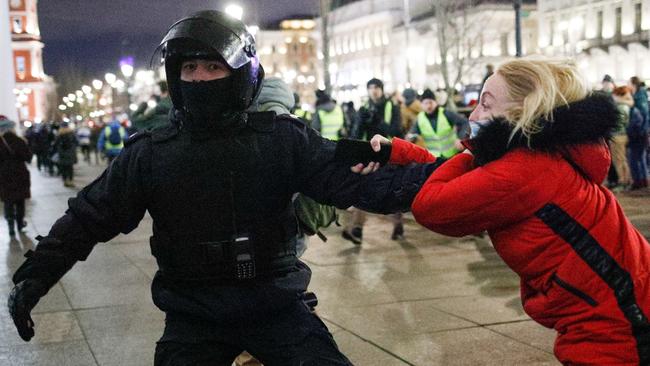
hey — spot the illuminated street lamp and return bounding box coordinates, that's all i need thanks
[105,72,117,85]
[225,4,243,20]
[92,79,103,90]
[120,64,134,78]
[81,85,92,94]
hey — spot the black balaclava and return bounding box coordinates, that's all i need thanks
[179,74,241,131]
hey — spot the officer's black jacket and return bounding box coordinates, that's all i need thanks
[47,112,434,260]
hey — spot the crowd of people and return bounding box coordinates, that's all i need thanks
[2,9,650,366]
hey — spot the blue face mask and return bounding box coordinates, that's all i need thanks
[469,120,490,138]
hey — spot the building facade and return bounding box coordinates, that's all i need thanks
[255,19,320,106]
[316,0,537,105]
[538,0,650,86]
[9,0,52,123]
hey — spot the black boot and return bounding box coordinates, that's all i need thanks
[17,219,27,233]
[7,219,15,237]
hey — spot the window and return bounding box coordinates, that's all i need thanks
[12,17,22,33]
[500,33,508,56]
[615,7,622,39]
[549,19,555,45]
[635,3,642,33]
[16,56,25,79]
[597,10,603,39]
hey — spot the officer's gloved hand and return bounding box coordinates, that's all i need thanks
[8,278,50,341]
[8,236,78,342]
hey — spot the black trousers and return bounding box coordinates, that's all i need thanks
[36,152,48,171]
[154,300,353,366]
[80,145,91,162]
[4,200,25,226]
[59,164,74,181]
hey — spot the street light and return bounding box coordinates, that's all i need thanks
[225,4,243,20]
[121,64,134,78]
[92,79,103,90]
[105,72,117,85]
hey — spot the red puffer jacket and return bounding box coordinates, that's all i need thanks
[389,94,650,365]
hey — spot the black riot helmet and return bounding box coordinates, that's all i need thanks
[154,10,264,113]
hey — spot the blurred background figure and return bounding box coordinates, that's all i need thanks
[76,121,92,163]
[408,88,468,158]
[0,116,32,237]
[342,78,403,245]
[602,74,616,94]
[400,88,421,135]
[90,121,103,165]
[132,81,172,132]
[291,92,312,126]
[53,121,78,188]
[610,86,634,190]
[313,89,348,140]
[97,117,127,163]
[26,122,51,172]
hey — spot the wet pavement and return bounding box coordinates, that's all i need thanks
[1,160,649,365]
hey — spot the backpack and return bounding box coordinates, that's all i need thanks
[293,194,338,242]
[108,126,123,145]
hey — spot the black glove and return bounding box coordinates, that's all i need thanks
[7,278,49,341]
[8,236,77,342]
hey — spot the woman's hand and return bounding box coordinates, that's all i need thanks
[370,134,391,152]
[350,161,380,175]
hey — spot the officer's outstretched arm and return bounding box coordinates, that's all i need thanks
[8,135,151,342]
[291,123,436,210]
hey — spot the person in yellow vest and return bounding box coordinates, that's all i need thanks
[97,118,127,163]
[312,90,348,141]
[342,78,405,245]
[352,78,403,140]
[409,88,468,158]
[291,93,313,126]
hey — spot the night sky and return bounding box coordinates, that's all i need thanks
[38,0,320,80]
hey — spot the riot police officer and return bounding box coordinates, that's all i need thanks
[7,10,440,365]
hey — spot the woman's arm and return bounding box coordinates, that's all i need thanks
[410,152,551,237]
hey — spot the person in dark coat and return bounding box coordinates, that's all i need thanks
[27,123,51,171]
[53,122,78,187]
[0,116,32,236]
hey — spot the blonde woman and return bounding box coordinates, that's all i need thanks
[368,58,650,365]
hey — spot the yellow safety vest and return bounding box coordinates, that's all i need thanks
[416,108,457,158]
[295,108,312,121]
[318,105,345,141]
[103,126,126,150]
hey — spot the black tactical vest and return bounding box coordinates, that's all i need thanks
[147,112,299,282]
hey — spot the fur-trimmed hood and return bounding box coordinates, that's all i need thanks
[466,92,618,168]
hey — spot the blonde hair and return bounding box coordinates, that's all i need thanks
[497,56,589,139]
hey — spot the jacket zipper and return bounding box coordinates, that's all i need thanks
[552,274,599,307]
